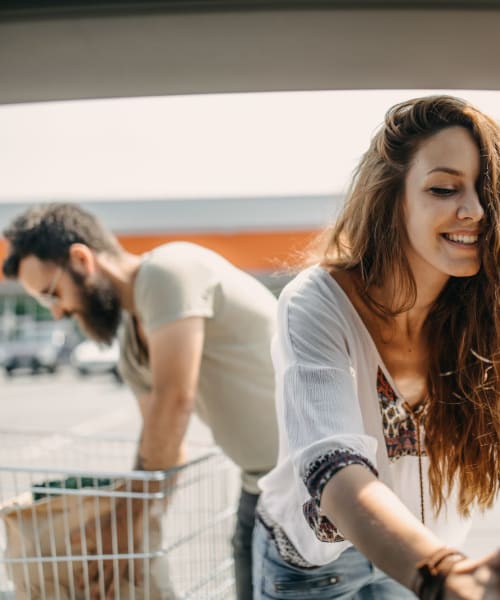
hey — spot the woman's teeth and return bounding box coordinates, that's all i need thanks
[443,233,478,245]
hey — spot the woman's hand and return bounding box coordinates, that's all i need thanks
[444,550,500,599]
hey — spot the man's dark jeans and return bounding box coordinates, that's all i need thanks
[232,489,259,600]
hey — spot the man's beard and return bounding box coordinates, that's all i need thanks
[69,269,122,344]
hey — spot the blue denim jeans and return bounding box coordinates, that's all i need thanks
[252,520,417,599]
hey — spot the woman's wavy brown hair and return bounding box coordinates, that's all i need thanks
[321,95,500,515]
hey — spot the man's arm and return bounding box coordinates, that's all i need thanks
[75,316,204,598]
[138,316,204,471]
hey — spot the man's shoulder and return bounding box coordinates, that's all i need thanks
[137,242,218,284]
[133,242,225,328]
[144,241,220,265]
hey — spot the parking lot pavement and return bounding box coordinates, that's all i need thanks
[1,368,498,558]
[0,367,215,455]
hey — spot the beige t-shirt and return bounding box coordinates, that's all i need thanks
[118,242,279,493]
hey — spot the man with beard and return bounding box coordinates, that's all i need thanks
[2,203,278,600]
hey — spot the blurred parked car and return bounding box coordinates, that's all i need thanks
[2,327,67,375]
[0,343,6,367]
[70,339,121,381]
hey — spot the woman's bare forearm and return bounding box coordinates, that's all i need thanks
[321,464,443,589]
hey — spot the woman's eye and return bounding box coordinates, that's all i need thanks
[429,187,455,196]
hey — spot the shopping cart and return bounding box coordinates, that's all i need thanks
[0,430,239,600]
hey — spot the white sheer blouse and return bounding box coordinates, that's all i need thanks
[258,266,471,567]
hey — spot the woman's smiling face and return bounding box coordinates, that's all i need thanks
[402,125,484,286]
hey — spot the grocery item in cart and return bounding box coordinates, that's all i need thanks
[0,478,174,599]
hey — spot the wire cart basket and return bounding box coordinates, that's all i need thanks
[0,430,239,600]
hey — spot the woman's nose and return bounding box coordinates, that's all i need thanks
[457,189,484,222]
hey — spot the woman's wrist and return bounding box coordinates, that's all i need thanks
[411,547,467,600]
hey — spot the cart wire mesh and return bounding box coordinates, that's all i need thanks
[0,430,239,600]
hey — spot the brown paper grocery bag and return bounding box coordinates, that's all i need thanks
[1,485,174,600]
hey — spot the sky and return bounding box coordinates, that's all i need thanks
[1,89,500,202]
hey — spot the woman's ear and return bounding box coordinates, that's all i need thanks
[68,243,96,276]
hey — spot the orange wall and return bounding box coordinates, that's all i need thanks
[118,231,317,270]
[0,238,7,277]
[0,230,318,278]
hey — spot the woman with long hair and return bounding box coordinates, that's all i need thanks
[254,95,500,599]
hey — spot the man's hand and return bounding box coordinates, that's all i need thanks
[71,488,147,599]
